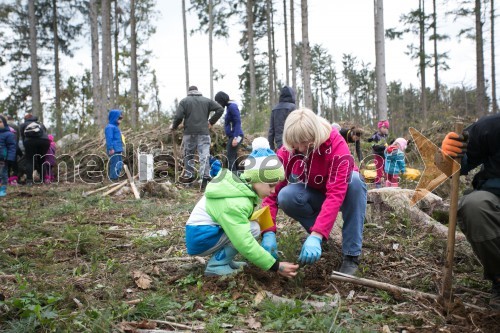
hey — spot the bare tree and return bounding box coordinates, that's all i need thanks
[301,0,313,109]
[28,0,42,121]
[419,0,427,121]
[374,0,388,121]
[266,0,275,106]
[182,0,190,92]
[432,0,439,100]
[283,0,289,86]
[491,0,498,112]
[130,0,139,128]
[290,0,296,95]
[102,0,112,112]
[476,0,487,116]
[247,0,257,116]
[89,0,102,125]
[209,0,214,98]
[52,0,62,137]
[114,0,120,100]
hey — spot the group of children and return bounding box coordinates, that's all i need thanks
[0,114,57,197]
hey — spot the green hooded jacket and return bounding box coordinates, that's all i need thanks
[205,169,277,270]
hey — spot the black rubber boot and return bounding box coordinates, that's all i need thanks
[339,255,360,276]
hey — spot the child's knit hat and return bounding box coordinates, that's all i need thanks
[394,137,407,151]
[378,120,390,129]
[241,137,285,184]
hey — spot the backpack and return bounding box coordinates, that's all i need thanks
[24,122,44,138]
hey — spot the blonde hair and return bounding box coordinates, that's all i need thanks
[282,108,332,151]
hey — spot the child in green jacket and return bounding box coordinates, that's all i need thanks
[185,137,299,278]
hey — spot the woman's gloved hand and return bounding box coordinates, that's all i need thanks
[298,234,322,265]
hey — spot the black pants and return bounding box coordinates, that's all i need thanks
[8,147,22,178]
[458,190,500,281]
[24,138,50,183]
[226,137,242,172]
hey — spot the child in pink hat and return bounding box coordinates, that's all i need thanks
[43,135,57,184]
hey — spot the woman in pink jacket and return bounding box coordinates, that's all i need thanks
[261,108,367,275]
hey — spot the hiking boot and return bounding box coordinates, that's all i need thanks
[491,278,500,311]
[339,255,360,276]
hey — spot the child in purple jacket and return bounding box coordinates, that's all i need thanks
[43,135,57,184]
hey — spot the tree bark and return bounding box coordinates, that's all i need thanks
[491,0,498,113]
[283,0,289,86]
[476,0,486,116]
[114,0,120,101]
[419,0,427,122]
[90,0,102,126]
[130,0,138,128]
[266,0,275,107]
[247,0,257,116]
[182,0,190,92]
[432,0,439,101]
[102,0,111,113]
[53,0,62,138]
[290,0,297,97]
[301,0,313,109]
[374,0,388,121]
[28,0,42,121]
[209,0,214,99]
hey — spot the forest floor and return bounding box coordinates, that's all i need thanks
[0,182,499,333]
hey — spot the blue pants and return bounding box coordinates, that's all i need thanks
[277,171,367,256]
[108,153,123,181]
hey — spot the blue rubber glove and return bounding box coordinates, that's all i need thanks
[261,232,278,259]
[298,235,322,265]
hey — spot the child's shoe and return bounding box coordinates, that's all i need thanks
[0,185,7,197]
[204,245,240,276]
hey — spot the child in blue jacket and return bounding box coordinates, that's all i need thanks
[384,138,407,187]
[0,115,17,197]
[105,110,124,181]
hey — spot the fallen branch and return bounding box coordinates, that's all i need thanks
[82,182,118,197]
[102,180,128,197]
[150,319,204,331]
[124,165,140,200]
[330,271,439,301]
[154,257,206,265]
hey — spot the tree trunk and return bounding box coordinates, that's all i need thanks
[102,0,111,112]
[53,0,62,138]
[90,0,102,126]
[247,0,257,116]
[476,0,486,116]
[266,0,275,107]
[432,0,439,101]
[182,0,190,92]
[283,0,289,86]
[374,0,388,121]
[290,0,297,97]
[130,0,138,128]
[28,0,42,121]
[491,0,498,113]
[114,0,120,101]
[209,0,214,99]
[271,0,278,106]
[419,0,427,122]
[301,0,313,109]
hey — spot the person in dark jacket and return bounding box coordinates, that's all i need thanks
[20,114,50,185]
[338,126,363,163]
[437,113,500,310]
[6,115,21,185]
[367,120,390,187]
[215,91,244,172]
[104,110,124,181]
[171,86,224,189]
[268,86,296,151]
[0,115,17,196]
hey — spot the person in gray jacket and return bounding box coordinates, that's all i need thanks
[171,86,224,189]
[268,86,296,151]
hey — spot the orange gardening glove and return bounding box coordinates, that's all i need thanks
[441,132,467,158]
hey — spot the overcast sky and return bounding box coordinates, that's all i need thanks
[58,1,497,111]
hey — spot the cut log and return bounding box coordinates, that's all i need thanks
[366,188,465,241]
[123,164,140,200]
[102,180,128,197]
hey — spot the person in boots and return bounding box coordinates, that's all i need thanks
[0,115,17,197]
[105,110,124,181]
[185,137,298,278]
[384,138,407,187]
[262,108,367,275]
[367,120,390,187]
[437,114,500,310]
[20,114,50,185]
